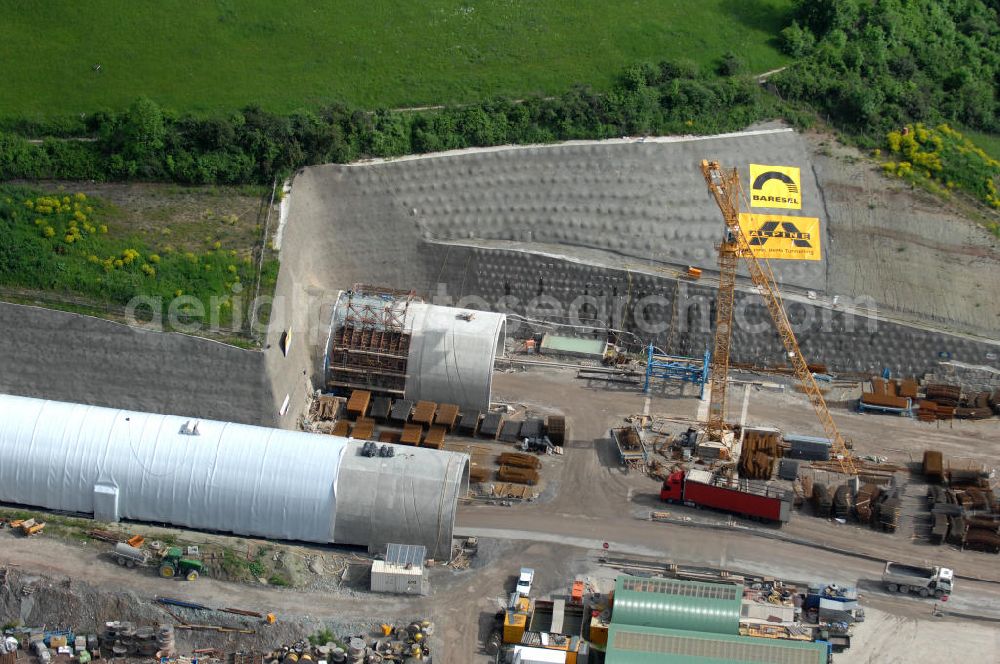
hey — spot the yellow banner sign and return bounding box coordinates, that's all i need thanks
[749,164,802,209]
[739,213,821,261]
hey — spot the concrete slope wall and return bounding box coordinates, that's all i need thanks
[281,131,998,380]
[451,245,999,378]
[290,128,826,292]
[813,136,1000,337]
[0,302,275,425]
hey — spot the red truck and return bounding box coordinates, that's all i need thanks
[660,469,792,524]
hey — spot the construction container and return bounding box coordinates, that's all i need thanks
[352,418,375,441]
[458,411,482,436]
[499,419,522,442]
[784,434,831,461]
[378,431,401,444]
[434,404,460,430]
[423,426,446,449]
[480,412,504,439]
[331,420,351,437]
[389,399,413,424]
[777,458,801,481]
[400,424,422,446]
[369,396,392,421]
[922,450,944,483]
[346,390,371,419]
[519,419,544,439]
[412,401,437,426]
[370,544,428,595]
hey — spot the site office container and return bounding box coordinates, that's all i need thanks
[660,470,790,523]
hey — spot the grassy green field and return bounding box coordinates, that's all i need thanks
[0,0,792,118]
[0,183,278,337]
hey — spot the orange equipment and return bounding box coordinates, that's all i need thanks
[699,160,857,476]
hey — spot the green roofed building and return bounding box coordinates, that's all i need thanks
[611,576,743,635]
[605,624,829,664]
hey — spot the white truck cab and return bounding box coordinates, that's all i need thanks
[516,567,535,596]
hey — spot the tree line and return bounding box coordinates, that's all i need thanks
[1,0,997,185]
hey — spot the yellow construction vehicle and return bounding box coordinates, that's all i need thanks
[10,518,46,536]
[699,160,857,476]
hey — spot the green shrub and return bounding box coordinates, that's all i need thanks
[267,573,291,587]
[881,123,1000,208]
[0,185,257,327]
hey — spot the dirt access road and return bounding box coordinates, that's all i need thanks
[464,369,1000,591]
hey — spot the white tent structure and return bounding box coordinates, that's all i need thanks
[0,394,468,559]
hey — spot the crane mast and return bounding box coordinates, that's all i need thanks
[700,160,857,476]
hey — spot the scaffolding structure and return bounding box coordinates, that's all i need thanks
[326,285,417,395]
[643,344,710,399]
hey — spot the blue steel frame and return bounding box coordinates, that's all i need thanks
[858,398,914,417]
[643,345,711,398]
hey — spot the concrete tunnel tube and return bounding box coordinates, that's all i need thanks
[0,394,469,560]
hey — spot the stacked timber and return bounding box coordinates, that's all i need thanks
[498,452,541,469]
[925,384,961,406]
[469,466,492,483]
[498,465,539,486]
[738,429,781,480]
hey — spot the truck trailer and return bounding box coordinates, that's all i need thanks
[659,469,792,524]
[881,561,954,597]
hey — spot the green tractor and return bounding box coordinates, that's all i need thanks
[158,547,203,581]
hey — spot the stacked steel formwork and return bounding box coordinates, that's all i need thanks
[327,286,416,396]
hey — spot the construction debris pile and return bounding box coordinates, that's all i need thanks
[924,450,999,554]
[1,622,176,664]
[800,474,902,532]
[265,621,435,664]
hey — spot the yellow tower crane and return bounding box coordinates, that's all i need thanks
[700,159,857,476]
